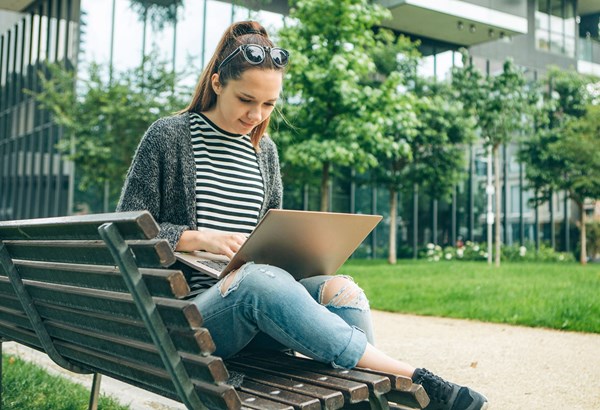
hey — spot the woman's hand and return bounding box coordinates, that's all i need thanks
[176,229,247,259]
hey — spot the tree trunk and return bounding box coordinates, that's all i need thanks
[494,144,501,267]
[412,183,419,259]
[388,188,398,264]
[579,201,587,265]
[141,6,148,70]
[320,162,330,212]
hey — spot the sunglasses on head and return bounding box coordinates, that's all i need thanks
[218,44,290,72]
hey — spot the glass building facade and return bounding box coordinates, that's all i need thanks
[0,0,80,220]
[1,0,599,258]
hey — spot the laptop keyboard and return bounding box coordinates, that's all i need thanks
[199,259,228,272]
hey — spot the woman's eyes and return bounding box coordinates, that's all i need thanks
[238,97,275,107]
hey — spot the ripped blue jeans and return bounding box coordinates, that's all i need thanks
[191,262,373,369]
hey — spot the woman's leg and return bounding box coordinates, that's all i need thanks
[300,275,414,376]
[194,265,488,409]
[192,263,368,368]
[300,275,488,409]
[299,275,375,343]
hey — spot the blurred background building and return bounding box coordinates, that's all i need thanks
[1,0,599,257]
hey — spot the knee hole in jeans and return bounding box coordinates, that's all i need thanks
[320,276,369,310]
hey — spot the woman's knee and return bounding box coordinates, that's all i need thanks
[319,276,370,311]
[219,263,296,297]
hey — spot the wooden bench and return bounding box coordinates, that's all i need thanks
[0,211,429,410]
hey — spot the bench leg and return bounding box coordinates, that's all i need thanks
[88,373,102,410]
[370,393,389,410]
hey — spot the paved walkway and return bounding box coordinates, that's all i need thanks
[4,311,600,409]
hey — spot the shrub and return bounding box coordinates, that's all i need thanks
[419,240,574,263]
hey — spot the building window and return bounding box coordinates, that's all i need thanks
[535,0,576,57]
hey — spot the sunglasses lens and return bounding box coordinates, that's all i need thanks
[244,45,266,64]
[271,48,289,67]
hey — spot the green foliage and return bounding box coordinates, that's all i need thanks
[452,53,531,149]
[521,69,599,205]
[129,0,183,30]
[452,52,533,266]
[277,0,391,209]
[32,55,190,212]
[450,50,486,118]
[340,260,600,333]
[364,30,421,191]
[546,66,595,122]
[479,58,531,148]
[407,81,474,201]
[2,354,128,410]
[553,105,600,205]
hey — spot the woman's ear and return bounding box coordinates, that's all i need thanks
[211,73,222,95]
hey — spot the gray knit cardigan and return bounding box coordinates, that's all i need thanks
[116,112,283,249]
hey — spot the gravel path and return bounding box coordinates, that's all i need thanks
[372,311,600,410]
[4,311,600,409]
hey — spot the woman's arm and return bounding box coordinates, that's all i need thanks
[117,118,190,249]
[176,229,247,259]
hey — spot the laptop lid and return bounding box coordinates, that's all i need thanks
[176,209,382,280]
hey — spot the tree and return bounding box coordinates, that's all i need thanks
[409,81,474,219]
[520,68,598,264]
[32,55,190,213]
[364,30,420,264]
[277,0,390,211]
[452,54,531,266]
[129,0,182,30]
[480,59,531,266]
[543,105,600,264]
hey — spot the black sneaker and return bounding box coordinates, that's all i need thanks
[412,368,489,410]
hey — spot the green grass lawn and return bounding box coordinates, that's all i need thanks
[339,260,600,333]
[1,354,129,410]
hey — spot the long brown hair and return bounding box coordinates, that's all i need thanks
[183,21,284,149]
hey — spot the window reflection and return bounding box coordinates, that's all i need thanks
[535,0,576,57]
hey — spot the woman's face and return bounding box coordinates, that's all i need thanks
[209,68,283,135]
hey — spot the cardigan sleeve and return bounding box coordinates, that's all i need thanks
[258,136,283,214]
[116,118,189,249]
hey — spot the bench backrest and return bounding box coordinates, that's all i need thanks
[0,211,241,410]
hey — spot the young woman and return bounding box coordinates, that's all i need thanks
[117,21,488,410]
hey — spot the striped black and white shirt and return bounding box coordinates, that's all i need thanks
[189,112,265,291]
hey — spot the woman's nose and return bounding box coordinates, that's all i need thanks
[247,107,262,123]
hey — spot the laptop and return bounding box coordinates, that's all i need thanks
[175,209,382,280]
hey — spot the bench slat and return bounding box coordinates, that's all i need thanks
[3,240,175,268]
[253,354,391,395]
[351,368,413,391]
[237,379,322,410]
[227,363,344,410]
[0,306,30,329]
[237,391,294,410]
[0,211,158,241]
[42,321,225,381]
[228,357,369,404]
[0,294,214,355]
[7,278,202,330]
[56,341,241,410]
[11,260,188,298]
[0,320,50,353]
[386,386,429,409]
